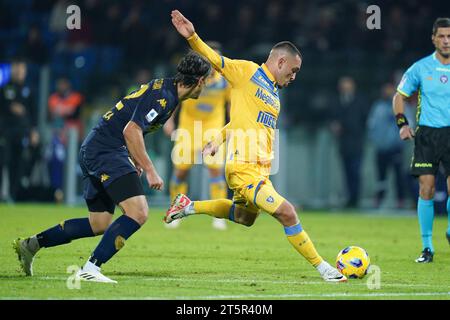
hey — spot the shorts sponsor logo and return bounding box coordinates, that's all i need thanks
[266,196,274,203]
[414,163,432,168]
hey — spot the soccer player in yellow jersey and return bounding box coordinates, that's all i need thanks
[164,42,230,230]
[165,10,346,282]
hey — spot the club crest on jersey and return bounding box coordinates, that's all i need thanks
[145,109,158,123]
[440,75,448,83]
[152,79,164,90]
[100,174,110,182]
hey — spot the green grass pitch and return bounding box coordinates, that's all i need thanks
[1,204,449,300]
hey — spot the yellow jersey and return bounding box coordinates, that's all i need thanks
[179,70,230,125]
[188,33,281,164]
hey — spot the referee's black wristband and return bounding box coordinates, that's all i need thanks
[395,113,409,129]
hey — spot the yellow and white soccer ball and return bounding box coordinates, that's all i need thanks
[336,246,370,279]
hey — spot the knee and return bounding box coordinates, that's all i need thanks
[134,203,149,225]
[123,201,148,225]
[275,202,298,226]
[419,184,435,200]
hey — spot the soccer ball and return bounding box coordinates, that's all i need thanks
[336,246,370,279]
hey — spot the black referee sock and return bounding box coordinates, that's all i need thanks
[36,218,95,248]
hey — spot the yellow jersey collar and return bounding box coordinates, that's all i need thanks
[261,63,276,85]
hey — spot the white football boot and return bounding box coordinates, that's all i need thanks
[75,261,117,284]
[317,261,348,282]
[13,238,38,276]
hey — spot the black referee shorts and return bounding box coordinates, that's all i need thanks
[410,126,450,177]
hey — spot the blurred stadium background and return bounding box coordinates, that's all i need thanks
[1,0,449,213]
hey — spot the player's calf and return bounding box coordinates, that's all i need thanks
[273,200,345,282]
[231,204,258,227]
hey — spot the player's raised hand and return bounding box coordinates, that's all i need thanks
[202,141,219,157]
[146,170,164,191]
[399,125,415,140]
[171,10,195,39]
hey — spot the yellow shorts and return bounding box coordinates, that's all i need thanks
[225,162,285,215]
[172,120,226,170]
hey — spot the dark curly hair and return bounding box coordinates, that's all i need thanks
[433,17,450,35]
[175,50,212,87]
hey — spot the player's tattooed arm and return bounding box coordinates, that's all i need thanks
[123,121,164,190]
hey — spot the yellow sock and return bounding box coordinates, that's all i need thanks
[170,178,188,201]
[193,199,233,219]
[285,224,323,267]
[210,178,227,200]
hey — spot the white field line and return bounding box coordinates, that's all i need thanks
[2,292,450,300]
[6,275,447,288]
[152,292,450,299]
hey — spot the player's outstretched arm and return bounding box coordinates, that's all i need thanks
[171,10,222,69]
[123,121,164,190]
[392,92,415,140]
[171,10,251,87]
[171,10,195,39]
